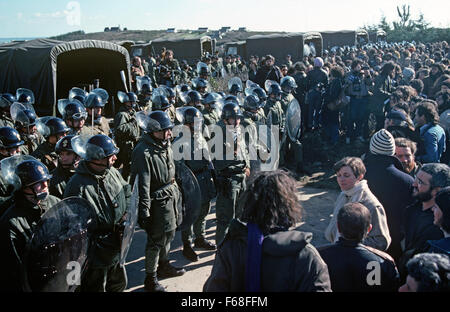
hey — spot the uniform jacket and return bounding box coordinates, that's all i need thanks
[318,238,400,292]
[64,161,130,268]
[130,133,181,235]
[0,193,60,291]
[49,165,74,199]
[31,140,58,172]
[203,219,331,292]
[83,116,111,136]
[324,180,391,251]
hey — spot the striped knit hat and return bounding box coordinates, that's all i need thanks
[370,129,395,156]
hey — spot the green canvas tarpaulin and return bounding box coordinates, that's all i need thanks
[224,41,248,59]
[0,39,131,117]
[150,36,214,65]
[245,32,322,64]
[320,30,356,49]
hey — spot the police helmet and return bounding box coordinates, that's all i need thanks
[68,87,88,104]
[217,92,226,98]
[0,127,24,149]
[229,83,243,94]
[162,86,176,99]
[55,135,75,154]
[280,76,298,93]
[183,107,203,125]
[16,88,35,105]
[221,102,244,120]
[64,101,87,121]
[45,117,70,137]
[194,78,208,89]
[146,111,174,133]
[252,87,268,102]
[203,92,222,105]
[0,93,16,108]
[187,90,202,105]
[84,93,105,108]
[15,109,37,128]
[224,95,240,106]
[15,159,52,187]
[268,83,282,96]
[118,91,138,104]
[141,83,153,94]
[84,134,119,161]
[243,95,260,111]
[179,84,190,93]
[152,95,171,110]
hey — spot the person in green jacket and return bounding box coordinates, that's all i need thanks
[49,135,79,199]
[31,117,69,172]
[280,76,298,113]
[64,134,131,292]
[264,82,285,135]
[213,102,250,246]
[202,93,222,126]
[179,107,217,262]
[130,111,185,292]
[0,158,60,291]
[13,108,44,155]
[114,91,141,182]
[0,94,15,128]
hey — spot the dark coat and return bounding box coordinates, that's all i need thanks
[363,153,415,262]
[255,65,282,88]
[318,238,400,292]
[428,237,450,255]
[203,219,331,292]
[400,201,445,274]
[306,67,329,91]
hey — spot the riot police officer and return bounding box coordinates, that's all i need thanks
[179,107,217,262]
[16,88,35,106]
[49,135,79,199]
[137,83,153,112]
[64,134,130,292]
[213,102,250,245]
[114,91,141,181]
[152,92,176,123]
[0,127,23,161]
[185,90,203,110]
[0,127,24,201]
[130,111,185,292]
[202,93,222,126]
[12,106,44,155]
[0,94,15,128]
[84,92,111,136]
[192,78,209,96]
[280,76,298,113]
[60,100,88,135]
[31,117,69,172]
[264,82,285,136]
[0,157,60,291]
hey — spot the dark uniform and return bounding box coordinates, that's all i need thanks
[213,103,250,245]
[64,135,130,292]
[0,159,60,291]
[113,94,141,181]
[31,141,59,172]
[130,111,184,292]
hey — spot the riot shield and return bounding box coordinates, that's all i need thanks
[259,112,279,172]
[286,98,302,142]
[135,110,150,130]
[136,76,152,94]
[16,88,35,105]
[57,99,86,119]
[22,197,97,292]
[196,62,209,75]
[35,116,54,138]
[175,161,202,232]
[117,91,129,104]
[119,177,139,267]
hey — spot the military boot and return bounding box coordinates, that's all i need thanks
[157,261,186,279]
[182,243,199,262]
[144,272,166,292]
[194,237,216,250]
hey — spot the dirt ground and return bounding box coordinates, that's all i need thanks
[124,185,340,292]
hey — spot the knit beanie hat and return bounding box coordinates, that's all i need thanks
[369,129,395,156]
[314,57,324,68]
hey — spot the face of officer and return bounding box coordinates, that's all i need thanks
[23,180,49,205]
[153,129,172,142]
[88,154,117,173]
[225,117,240,128]
[58,150,80,170]
[66,118,85,131]
[87,107,102,119]
[0,146,21,158]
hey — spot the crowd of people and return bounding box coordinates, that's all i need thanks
[0,39,449,292]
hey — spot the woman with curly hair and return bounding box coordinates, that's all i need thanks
[203,170,331,292]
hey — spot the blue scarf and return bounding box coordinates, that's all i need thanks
[245,222,265,292]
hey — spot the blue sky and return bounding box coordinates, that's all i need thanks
[1,0,449,38]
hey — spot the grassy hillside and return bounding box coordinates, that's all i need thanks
[49,29,285,46]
